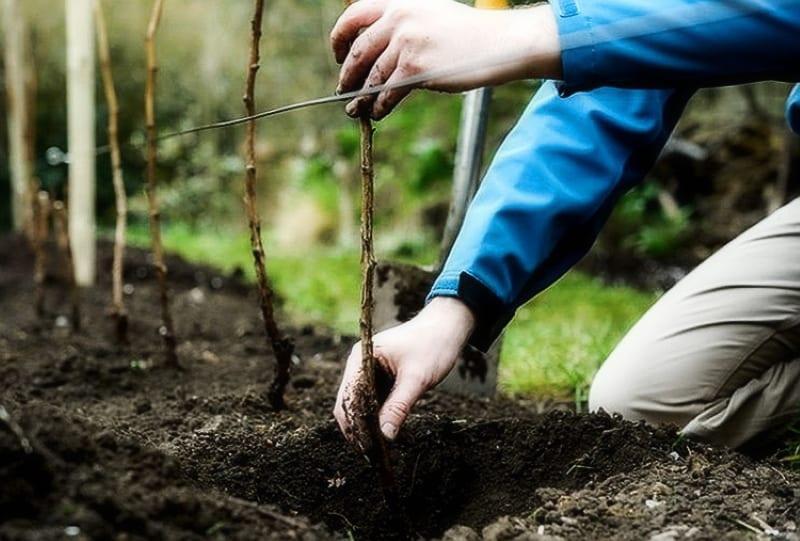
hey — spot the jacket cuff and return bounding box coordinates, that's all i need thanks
[547,0,598,96]
[427,271,511,352]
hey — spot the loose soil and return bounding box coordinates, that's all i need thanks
[1,235,798,540]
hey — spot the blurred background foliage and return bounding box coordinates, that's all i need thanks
[1,0,798,400]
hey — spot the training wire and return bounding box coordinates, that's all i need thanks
[81,0,796,157]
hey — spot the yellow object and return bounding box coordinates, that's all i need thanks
[475,0,509,9]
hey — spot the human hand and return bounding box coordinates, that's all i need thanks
[330,0,561,120]
[334,297,475,449]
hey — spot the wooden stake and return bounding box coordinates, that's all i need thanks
[53,201,81,332]
[66,0,97,287]
[33,191,51,318]
[2,0,33,233]
[243,0,294,410]
[23,29,39,246]
[145,0,178,366]
[94,0,128,344]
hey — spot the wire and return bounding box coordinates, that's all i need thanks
[67,0,796,159]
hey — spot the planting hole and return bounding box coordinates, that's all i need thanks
[178,411,678,540]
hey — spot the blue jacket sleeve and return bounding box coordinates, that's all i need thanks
[550,0,800,93]
[428,82,694,350]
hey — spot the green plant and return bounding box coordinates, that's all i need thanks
[781,423,800,466]
[635,208,691,258]
[606,183,693,260]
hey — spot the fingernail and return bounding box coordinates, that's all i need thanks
[381,422,398,440]
[345,102,358,117]
[335,85,343,95]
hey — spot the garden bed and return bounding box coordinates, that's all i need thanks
[1,235,798,540]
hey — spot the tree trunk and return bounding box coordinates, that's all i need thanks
[65,0,97,286]
[2,0,33,232]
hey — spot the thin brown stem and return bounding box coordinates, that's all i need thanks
[33,190,50,318]
[341,0,400,516]
[52,201,80,332]
[243,0,294,410]
[357,115,398,496]
[145,0,178,366]
[94,0,128,344]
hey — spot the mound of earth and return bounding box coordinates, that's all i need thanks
[0,234,798,540]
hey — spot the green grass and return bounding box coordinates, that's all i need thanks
[501,274,656,400]
[127,223,363,332]
[126,224,656,400]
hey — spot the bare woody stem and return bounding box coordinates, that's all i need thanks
[244,0,294,410]
[94,0,128,344]
[339,0,399,510]
[52,201,81,332]
[33,190,50,318]
[357,114,401,510]
[145,0,178,366]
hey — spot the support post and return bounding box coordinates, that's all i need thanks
[65,0,97,286]
[2,0,33,232]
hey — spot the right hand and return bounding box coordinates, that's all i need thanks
[334,297,476,450]
[330,0,561,120]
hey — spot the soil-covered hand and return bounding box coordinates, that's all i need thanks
[334,297,476,449]
[330,0,561,120]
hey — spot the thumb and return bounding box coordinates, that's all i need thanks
[378,370,426,441]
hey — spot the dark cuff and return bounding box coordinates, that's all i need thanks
[427,271,511,352]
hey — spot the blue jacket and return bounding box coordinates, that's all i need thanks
[429,0,800,350]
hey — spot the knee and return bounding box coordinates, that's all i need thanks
[589,365,635,420]
[588,360,654,423]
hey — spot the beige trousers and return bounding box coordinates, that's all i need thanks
[589,198,800,450]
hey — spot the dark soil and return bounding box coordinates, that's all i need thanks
[1,235,799,540]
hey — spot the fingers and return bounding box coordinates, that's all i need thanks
[378,368,427,440]
[338,17,393,94]
[334,343,365,446]
[330,0,390,64]
[345,47,400,118]
[370,61,413,120]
